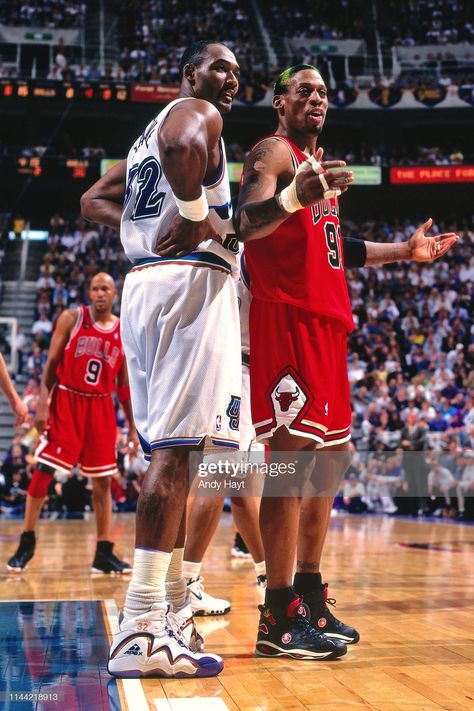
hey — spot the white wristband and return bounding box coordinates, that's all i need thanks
[174,189,209,221]
[279,177,303,213]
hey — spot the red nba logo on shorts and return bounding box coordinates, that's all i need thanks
[318,617,327,628]
[215,415,222,431]
[282,632,292,644]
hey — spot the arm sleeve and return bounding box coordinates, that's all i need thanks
[343,237,367,268]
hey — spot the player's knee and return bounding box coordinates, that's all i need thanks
[28,468,54,498]
[92,475,111,494]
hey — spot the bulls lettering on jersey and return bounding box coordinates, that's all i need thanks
[244,135,354,332]
[56,306,123,394]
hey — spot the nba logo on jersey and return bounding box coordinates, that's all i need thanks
[216,415,222,432]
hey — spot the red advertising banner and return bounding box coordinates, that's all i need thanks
[390,166,474,184]
[131,84,180,103]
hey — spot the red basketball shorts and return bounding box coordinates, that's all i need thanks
[249,299,351,447]
[35,385,118,476]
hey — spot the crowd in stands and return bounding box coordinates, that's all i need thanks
[321,141,474,166]
[260,0,369,42]
[3,137,473,167]
[379,0,474,48]
[0,208,472,520]
[116,0,270,89]
[0,0,86,28]
[341,214,473,518]
[0,0,474,97]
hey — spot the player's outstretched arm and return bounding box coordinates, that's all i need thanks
[362,218,459,266]
[80,160,127,232]
[235,142,352,242]
[36,309,77,433]
[0,353,28,426]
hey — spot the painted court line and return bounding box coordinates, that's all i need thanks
[103,598,150,711]
[154,698,230,711]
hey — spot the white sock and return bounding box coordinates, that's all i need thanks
[123,548,171,622]
[254,560,266,577]
[166,547,184,582]
[165,548,187,610]
[182,559,202,582]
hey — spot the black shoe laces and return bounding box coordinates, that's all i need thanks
[324,597,347,631]
[294,614,329,641]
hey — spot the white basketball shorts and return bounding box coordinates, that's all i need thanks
[121,256,241,456]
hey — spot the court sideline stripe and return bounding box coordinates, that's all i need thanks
[103,598,151,711]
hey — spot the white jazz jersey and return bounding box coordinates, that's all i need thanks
[120,98,241,454]
[121,97,238,275]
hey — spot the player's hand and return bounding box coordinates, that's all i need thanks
[295,146,354,206]
[154,213,222,258]
[407,218,459,262]
[11,397,29,427]
[35,401,50,434]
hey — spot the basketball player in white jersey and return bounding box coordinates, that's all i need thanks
[82,41,241,678]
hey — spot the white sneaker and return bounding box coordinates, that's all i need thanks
[187,576,231,616]
[167,599,204,652]
[108,603,223,678]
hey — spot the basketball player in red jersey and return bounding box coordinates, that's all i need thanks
[7,272,138,574]
[235,64,459,660]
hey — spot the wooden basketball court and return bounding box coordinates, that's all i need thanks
[1,511,473,710]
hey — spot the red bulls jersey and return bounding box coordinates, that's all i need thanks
[56,306,123,394]
[244,135,354,332]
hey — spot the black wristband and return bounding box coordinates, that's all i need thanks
[343,237,367,268]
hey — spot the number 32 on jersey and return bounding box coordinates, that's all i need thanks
[125,157,165,221]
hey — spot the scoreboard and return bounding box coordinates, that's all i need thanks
[10,156,92,180]
[1,79,130,102]
[0,79,182,103]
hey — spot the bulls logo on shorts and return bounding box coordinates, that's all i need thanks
[271,373,307,417]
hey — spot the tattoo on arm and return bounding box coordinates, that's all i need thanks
[234,142,289,241]
[364,240,410,266]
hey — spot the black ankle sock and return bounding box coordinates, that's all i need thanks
[293,572,323,594]
[22,531,35,541]
[264,586,297,611]
[97,540,112,551]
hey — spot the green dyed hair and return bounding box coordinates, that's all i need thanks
[273,64,322,95]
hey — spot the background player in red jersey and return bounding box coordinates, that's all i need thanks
[7,272,138,574]
[235,64,459,661]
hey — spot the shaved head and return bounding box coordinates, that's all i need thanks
[90,272,115,289]
[88,272,116,314]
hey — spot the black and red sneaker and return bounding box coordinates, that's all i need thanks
[255,596,347,660]
[301,584,360,644]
